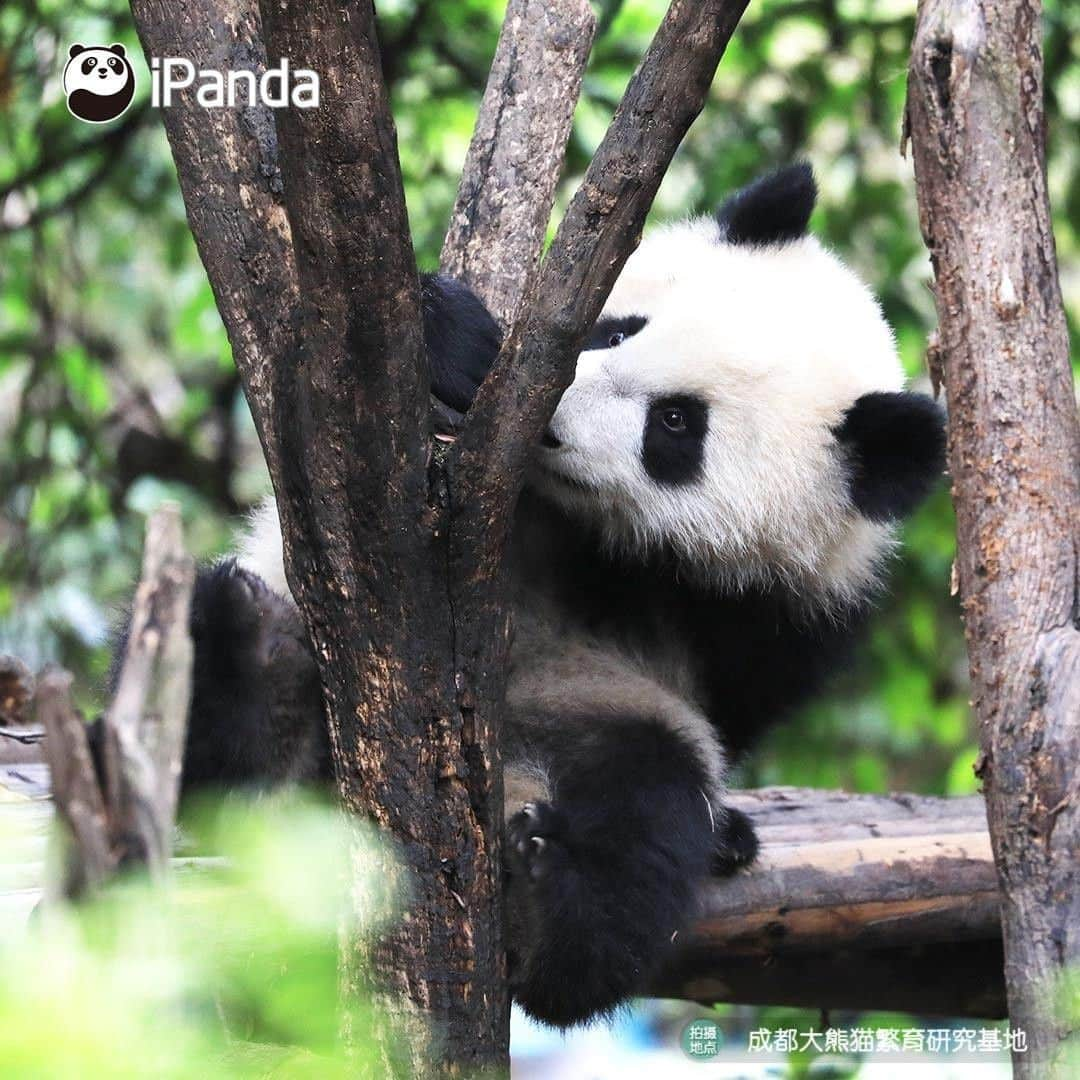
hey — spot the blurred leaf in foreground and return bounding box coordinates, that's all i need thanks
[0,792,399,1078]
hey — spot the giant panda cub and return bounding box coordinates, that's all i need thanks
[153,165,946,1026]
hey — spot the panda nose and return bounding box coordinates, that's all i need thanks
[541,428,562,449]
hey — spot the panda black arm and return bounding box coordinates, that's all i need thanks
[420,274,502,414]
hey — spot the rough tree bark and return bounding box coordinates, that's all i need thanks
[128,1,749,1074]
[440,0,596,331]
[906,0,1080,1073]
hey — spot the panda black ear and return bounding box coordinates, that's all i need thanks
[109,43,127,57]
[69,44,86,58]
[835,391,947,522]
[716,163,817,246]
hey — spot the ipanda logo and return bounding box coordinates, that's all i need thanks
[64,43,319,124]
[64,44,136,123]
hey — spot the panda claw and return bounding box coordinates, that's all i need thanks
[507,801,564,882]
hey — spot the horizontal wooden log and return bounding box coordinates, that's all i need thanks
[1,763,1002,1013]
[650,786,1004,1017]
[654,940,1007,1019]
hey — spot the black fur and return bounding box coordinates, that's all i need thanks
[836,391,947,522]
[585,315,648,351]
[104,562,330,795]
[504,718,716,1026]
[183,561,330,788]
[716,162,817,246]
[641,395,709,486]
[421,273,501,413]
[512,490,868,761]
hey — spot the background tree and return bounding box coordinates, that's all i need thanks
[907,0,1079,1071]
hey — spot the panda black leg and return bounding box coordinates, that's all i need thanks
[180,560,330,793]
[506,718,717,1028]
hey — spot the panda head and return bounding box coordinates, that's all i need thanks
[63,44,135,123]
[533,164,946,607]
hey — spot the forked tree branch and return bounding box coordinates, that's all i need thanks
[453,0,751,526]
[906,0,1080,1071]
[440,0,596,331]
[130,1,298,468]
[255,0,432,628]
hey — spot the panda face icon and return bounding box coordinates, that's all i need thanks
[63,44,136,123]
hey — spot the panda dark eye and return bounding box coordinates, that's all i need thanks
[108,57,121,71]
[661,407,686,434]
[643,395,708,485]
[608,332,625,347]
[82,57,97,74]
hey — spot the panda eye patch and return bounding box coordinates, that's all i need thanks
[108,57,122,71]
[642,395,708,486]
[82,57,97,74]
[585,315,647,351]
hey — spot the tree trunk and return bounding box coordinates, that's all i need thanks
[128,1,749,1073]
[906,1,1080,1072]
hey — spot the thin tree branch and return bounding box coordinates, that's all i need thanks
[440,0,596,331]
[0,103,150,206]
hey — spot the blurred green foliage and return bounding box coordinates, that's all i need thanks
[0,0,1077,794]
[0,794,396,1076]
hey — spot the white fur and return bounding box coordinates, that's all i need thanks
[237,498,290,598]
[530,217,903,608]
